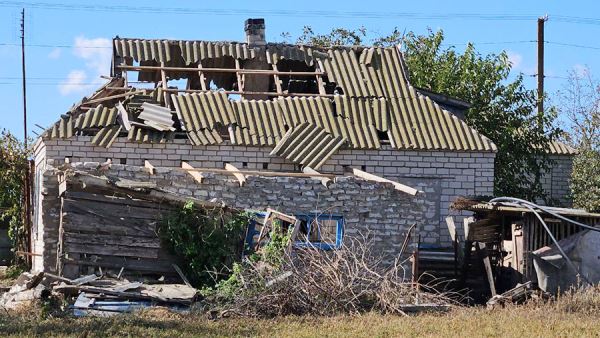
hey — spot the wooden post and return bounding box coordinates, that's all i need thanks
[271,63,283,95]
[235,59,244,93]
[477,242,497,296]
[197,63,207,91]
[316,59,327,95]
[351,167,419,196]
[160,62,169,108]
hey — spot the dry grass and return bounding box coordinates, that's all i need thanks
[1,290,600,338]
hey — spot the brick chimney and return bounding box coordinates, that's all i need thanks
[245,18,266,47]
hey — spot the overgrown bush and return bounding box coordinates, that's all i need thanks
[158,201,251,287]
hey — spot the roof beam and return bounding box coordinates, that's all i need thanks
[225,163,246,187]
[117,64,325,76]
[181,161,203,184]
[350,168,420,196]
[303,166,331,188]
[144,160,155,175]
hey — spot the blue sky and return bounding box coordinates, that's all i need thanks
[1,0,600,140]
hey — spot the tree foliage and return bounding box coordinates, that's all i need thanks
[557,67,600,211]
[0,129,29,256]
[285,27,560,200]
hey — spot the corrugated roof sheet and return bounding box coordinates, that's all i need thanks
[114,38,257,64]
[91,126,122,148]
[270,123,346,170]
[546,141,578,155]
[232,100,287,146]
[127,126,175,144]
[42,41,498,155]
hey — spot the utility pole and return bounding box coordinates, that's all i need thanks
[537,15,548,121]
[20,8,31,263]
[21,8,27,148]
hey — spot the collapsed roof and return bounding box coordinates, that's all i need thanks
[42,23,499,170]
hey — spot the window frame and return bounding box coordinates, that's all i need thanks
[293,214,344,250]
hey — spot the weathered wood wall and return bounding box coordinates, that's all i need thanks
[58,190,180,280]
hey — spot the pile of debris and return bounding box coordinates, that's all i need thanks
[0,271,197,316]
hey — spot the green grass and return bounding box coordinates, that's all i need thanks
[0,303,599,338]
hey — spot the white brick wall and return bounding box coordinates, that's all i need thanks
[37,136,496,246]
[540,155,574,207]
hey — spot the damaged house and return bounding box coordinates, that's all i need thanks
[29,19,574,283]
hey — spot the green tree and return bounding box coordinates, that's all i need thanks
[287,27,560,201]
[570,149,600,212]
[0,129,29,262]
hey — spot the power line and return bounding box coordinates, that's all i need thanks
[0,42,110,49]
[545,41,600,50]
[0,1,541,20]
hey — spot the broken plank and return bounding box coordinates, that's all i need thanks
[445,216,457,243]
[182,161,203,184]
[350,168,419,196]
[225,163,246,186]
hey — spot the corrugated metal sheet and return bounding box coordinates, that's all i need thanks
[270,123,346,169]
[172,92,235,131]
[186,129,223,146]
[232,100,287,146]
[265,44,327,66]
[74,104,118,129]
[127,126,175,144]
[91,126,122,148]
[546,141,578,155]
[138,102,175,130]
[386,93,496,151]
[277,96,380,149]
[114,38,258,64]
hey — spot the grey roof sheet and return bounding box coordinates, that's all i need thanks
[270,123,346,170]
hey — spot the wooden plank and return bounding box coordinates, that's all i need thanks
[351,168,419,196]
[67,171,222,208]
[464,217,474,241]
[63,198,166,221]
[64,242,159,259]
[64,191,167,210]
[225,163,246,186]
[477,242,497,296]
[160,62,170,108]
[64,232,161,249]
[445,216,457,243]
[302,166,331,187]
[178,166,336,178]
[181,161,203,184]
[64,256,176,274]
[81,91,144,105]
[197,63,207,91]
[316,59,327,95]
[271,63,283,95]
[144,160,155,175]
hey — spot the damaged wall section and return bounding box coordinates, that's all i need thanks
[32,162,430,274]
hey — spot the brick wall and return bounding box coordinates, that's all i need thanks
[34,136,496,248]
[541,155,574,207]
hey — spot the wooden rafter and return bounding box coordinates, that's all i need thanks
[181,161,203,184]
[117,64,325,76]
[350,168,419,196]
[225,163,246,186]
[303,166,331,187]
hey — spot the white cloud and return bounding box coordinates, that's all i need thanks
[73,36,112,75]
[47,48,61,59]
[58,36,111,96]
[58,70,89,95]
[507,51,523,69]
